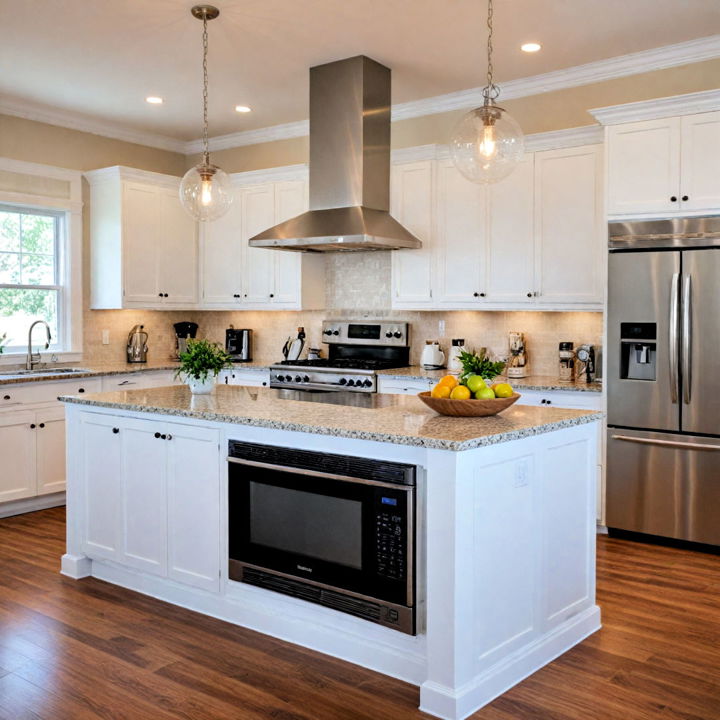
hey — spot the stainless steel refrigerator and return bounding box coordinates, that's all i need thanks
[606,216,720,546]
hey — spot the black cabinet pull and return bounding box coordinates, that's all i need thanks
[160,434,167,440]
[480,292,486,297]
[158,293,163,297]
[3,395,9,400]
[154,432,161,439]
[112,427,120,434]
[78,388,85,393]
[30,424,36,429]
[39,423,45,429]
[527,292,533,298]
[670,196,678,202]
[682,195,689,202]
[473,292,480,297]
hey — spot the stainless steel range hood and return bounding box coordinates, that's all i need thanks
[249,56,421,252]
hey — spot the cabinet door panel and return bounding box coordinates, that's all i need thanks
[167,424,221,591]
[273,181,306,305]
[122,183,161,304]
[241,185,276,304]
[82,413,122,560]
[160,190,198,305]
[680,111,720,212]
[391,161,434,305]
[121,419,167,576]
[36,406,66,496]
[607,118,681,215]
[436,161,486,305]
[0,411,36,503]
[487,157,535,303]
[535,145,603,305]
[201,185,243,305]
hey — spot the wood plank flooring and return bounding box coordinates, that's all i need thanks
[1,507,719,719]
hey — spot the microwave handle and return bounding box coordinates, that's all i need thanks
[227,456,411,491]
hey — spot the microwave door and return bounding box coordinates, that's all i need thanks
[607,250,681,431]
[681,248,720,436]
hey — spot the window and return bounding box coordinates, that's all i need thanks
[0,205,64,352]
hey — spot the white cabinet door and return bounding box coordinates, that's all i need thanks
[487,156,535,303]
[81,413,122,561]
[0,411,36,503]
[680,111,720,212]
[167,424,221,591]
[607,118,681,215]
[272,180,306,306]
[435,160,487,305]
[391,161,434,306]
[534,145,603,305]
[241,185,276,304]
[200,185,243,306]
[159,189,198,306]
[35,406,66,496]
[120,417,167,576]
[122,183,161,305]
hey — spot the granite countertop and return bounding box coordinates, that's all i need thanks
[60,385,602,452]
[0,359,273,385]
[376,367,603,393]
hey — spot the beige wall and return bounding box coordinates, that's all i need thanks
[192,58,720,173]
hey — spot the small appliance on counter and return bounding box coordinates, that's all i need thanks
[306,347,322,361]
[447,339,467,374]
[575,344,596,384]
[558,341,575,381]
[282,327,306,362]
[174,321,198,359]
[226,327,253,362]
[421,341,445,370]
[507,332,528,379]
[126,325,148,364]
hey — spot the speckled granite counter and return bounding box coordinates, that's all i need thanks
[376,367,603,393]
[0,360,272,385]
[60,384,601,452]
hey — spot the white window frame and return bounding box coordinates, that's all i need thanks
[0,158,83,364]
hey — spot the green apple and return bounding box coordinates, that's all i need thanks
[465,375,486,393]
[475,387,496,400]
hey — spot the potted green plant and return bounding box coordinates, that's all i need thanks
[174,339,232,394]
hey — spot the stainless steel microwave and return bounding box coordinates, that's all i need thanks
[227,441,416,634]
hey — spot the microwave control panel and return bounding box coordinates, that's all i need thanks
[375,499,406,581]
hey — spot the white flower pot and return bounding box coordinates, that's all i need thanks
[186,375,216,395]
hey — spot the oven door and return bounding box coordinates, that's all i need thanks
[228,458,414,608]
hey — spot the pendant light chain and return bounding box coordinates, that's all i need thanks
[202,12,210,165]
[482,0,499,102]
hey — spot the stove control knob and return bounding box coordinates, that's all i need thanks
[323,329,333,336]
[363,379,373,388]
[275,375,283,382]
[385,331,393,338]
[294,376,302,383]
[332,330,340,336]
[346,379,356,387]
[339,378,347,385]
[303,376,310,383]
[393,331,402,339]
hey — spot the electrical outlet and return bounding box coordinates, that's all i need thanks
[102,329,110,345]
[438,319,446,337]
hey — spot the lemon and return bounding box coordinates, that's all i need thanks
[450,385,471,400]
[494,383,514,398]
[475,387,496,400]
[465,375,486,393]
[438,375,458,389]
[431,384,451,399]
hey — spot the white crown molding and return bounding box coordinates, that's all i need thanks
[84,165,181,188]
[0,96,186,154]
[523,125,604,152]
[228,163,308,186]
[184,120,309,155]
[589,88,720,125]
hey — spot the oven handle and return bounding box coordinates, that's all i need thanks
[227,456,414,491]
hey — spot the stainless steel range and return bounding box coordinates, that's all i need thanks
[270,321,409,393]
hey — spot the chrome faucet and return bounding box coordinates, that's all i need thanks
[26,320,52,371]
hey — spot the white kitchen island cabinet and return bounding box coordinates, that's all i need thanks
[61,385,601,720]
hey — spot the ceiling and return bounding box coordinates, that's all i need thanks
[1,0,719,143]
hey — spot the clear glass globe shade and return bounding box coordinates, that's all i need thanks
[179,163,233,221]
[450,105,525,184]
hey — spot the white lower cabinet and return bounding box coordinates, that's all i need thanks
[221,368,270,387]
[377,377,435,395]
[81,412,221,591]
[36,406,67,496]
[0,411,36,503]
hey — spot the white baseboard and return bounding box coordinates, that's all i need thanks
[61,553,92,579]
[0,492,65,518]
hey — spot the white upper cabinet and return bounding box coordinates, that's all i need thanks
[86,167,198,310]
[534,145,604,306]
[240,184,277,304]
[607,110,720,216]
[391,160,435,306]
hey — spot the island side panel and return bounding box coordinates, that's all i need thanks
[420,421,601,720]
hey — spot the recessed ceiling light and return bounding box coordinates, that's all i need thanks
[521,42,541,53]
[235,105,252,113]
[146,96,163,104]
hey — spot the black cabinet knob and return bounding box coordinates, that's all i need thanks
[269,293,274,298]
[39,423,45,429]
[262,382,267,386]
[473,292,480,297]
[670,196,678,202]
[682,195,689,201]
[480,292,486,297]
[112,427,120,434]
[158,293,163,297]
[154,432,161,439]
[30,424,36,429]
[78,388,85,393]
[527,292,533,298]
[164,293,169,298]
[3,395,9,400]
[166,434,172,441]
[160,434,167,440]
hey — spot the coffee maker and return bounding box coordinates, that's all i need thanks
[226,328,253,362]
[174,322,198,358]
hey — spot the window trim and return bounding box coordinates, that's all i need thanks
[0,158,83,364]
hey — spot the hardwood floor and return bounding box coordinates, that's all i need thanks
[1,508,719,720]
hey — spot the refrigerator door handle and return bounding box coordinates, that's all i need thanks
[611,434,720,452]
[669,272,680,404]
[681,274,692,405]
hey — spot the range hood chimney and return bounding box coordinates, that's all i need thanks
[248,55,422,252]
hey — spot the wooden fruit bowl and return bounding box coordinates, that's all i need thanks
[417,391,521,417]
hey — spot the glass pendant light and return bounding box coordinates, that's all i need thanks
[450,0,524,184]
[180,5,232,221]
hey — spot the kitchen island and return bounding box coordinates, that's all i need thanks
[60,385,601,720]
